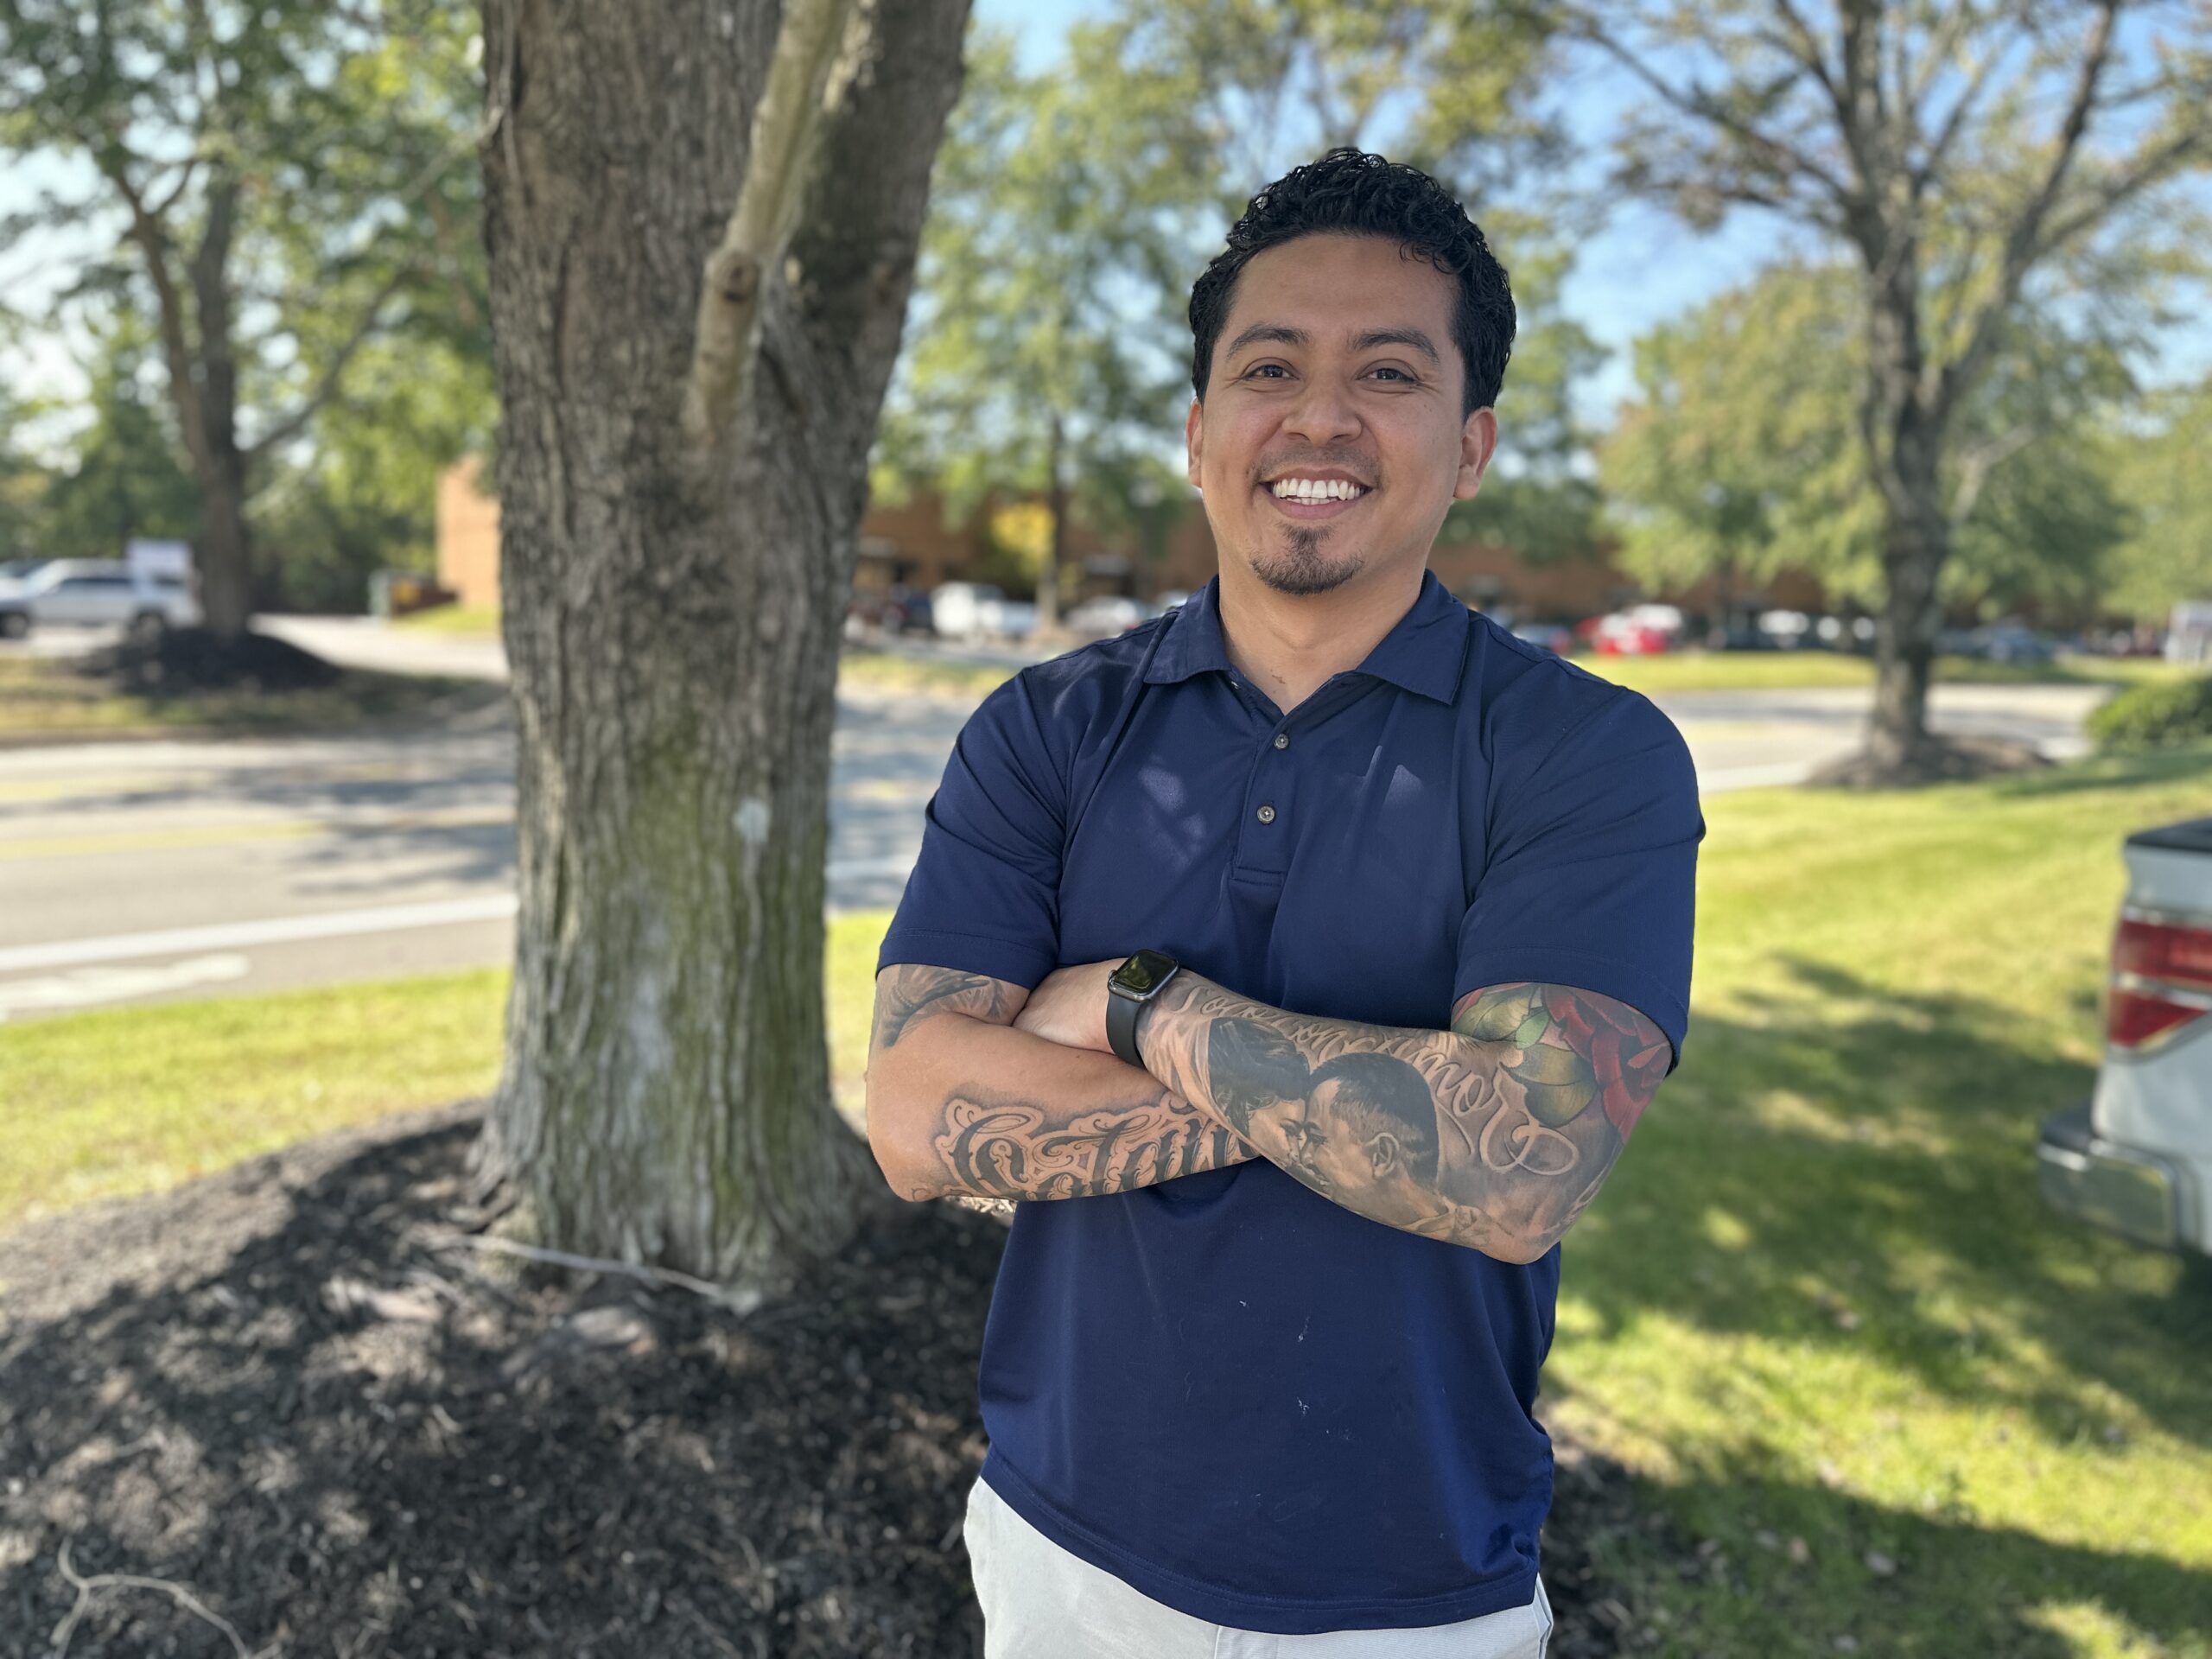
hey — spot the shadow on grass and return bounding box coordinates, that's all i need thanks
[1985,741,2212,800]
[1562,954,2212,1459]
[0,1104,999,1657]
[1541,1421,2212,1657]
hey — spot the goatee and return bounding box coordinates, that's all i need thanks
[1251,528,1363,596]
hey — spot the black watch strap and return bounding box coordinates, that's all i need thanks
[1106,950,1179,1069]
[1107,985,1147,1069]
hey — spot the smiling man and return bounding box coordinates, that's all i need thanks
[866,149,1703,1656]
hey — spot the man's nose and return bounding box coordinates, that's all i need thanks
[1280,378,1362,446]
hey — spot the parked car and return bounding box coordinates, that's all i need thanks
[1510,622,1574,656]
[1944,622,2058,663]
[929,582,1011,642]
[2037,814,2212,1274]
[1065,594,1146,639]
[0,559,200,639]
[1577,612,1674,656]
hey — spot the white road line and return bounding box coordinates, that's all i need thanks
[0,853,929,974]
[0,895,522,973]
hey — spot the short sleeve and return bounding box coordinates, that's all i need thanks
[876,674,1064,988]
[1455,689,1702,1068]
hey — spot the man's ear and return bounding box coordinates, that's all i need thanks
[1369,1132,1403,1180]
[1453,407,1498,502]
[1185,398,1205,491]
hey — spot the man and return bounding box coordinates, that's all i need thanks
[866,148,1701,1655]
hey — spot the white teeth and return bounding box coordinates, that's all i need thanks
[1269,478,1365,501]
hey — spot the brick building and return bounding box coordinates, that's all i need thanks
[436,457,1827,628]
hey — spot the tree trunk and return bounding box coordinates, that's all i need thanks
[1867,505,1947,772]
[1039,408,1066,633]
[194,452,255,643]
[470,0,969,1285]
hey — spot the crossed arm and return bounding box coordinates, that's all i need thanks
[863,960,1671,1263]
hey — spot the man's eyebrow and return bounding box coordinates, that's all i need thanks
[1224,323,1309,360]
[1351,327,1440,365]
[1222,323,1442,366]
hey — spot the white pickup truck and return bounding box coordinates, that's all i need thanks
[2039,815,2212,1271]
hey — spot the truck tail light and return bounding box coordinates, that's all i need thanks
[2108,915,2212,1051]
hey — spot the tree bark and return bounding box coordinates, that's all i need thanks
[1859,226,1954,775]
[470,0,969,1285]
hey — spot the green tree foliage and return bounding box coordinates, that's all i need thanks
[880,0,1598,605]
[875,24,1203,622]
[1600,261,2134,631]
[2102,378,2212,622]
[0,0,485,639]
[35,317,204,568]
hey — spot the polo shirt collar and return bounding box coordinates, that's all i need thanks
[1144,570,1469,704]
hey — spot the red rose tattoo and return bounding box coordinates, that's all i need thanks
[1452,982,1671,1140]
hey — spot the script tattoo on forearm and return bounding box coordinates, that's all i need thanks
[1134,976,1670,1262]
[870,963,1254,1204]
[933,1085,1246,1201]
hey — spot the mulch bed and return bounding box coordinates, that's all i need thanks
[0,1104,1669,1657]
[68,629,344,697]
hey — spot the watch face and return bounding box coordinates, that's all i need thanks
[1113,950,1177,997]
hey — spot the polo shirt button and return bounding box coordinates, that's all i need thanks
[1256,803,1277,824]
[1272,733,1289,750]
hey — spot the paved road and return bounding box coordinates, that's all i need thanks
[0,618,2108,1022]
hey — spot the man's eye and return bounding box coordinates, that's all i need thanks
[1244,364,1289,379]
[1370,366,1415,382]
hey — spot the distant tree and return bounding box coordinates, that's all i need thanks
[1599,261,2133,635]
[1548,0,2212,778]
[0,0,483,645]
[1600,267,1874,641]
[874,24,1203,628]
[2103,377,2212,622]
[254,327,496,613]
[36,317,204,566]
[473,0,970,1281]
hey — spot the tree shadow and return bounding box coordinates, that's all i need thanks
[1540,1421,2212,1657]
[1559,953,2212,1458]
[1983,741,2212,800]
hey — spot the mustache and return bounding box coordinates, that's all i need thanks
[1255,452,1376,485]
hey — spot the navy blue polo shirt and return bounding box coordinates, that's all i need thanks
[879,571,1701,1633]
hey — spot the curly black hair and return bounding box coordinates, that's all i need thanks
[1189,148,1516,419]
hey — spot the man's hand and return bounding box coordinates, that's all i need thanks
[1013,959,1121,1054]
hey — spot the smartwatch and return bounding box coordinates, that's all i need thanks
[1106,950,1180,1069]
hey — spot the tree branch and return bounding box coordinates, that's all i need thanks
[2033,122,2212,263]
[244,260,415,465]
[1947,421,2037,528]
[1564,10,1858,211]
[98,155,215,479]
[681,0,863,454]
[1933,0,2122,429]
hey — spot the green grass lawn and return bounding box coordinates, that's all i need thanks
[7,745,2209,1654]
[0,655,498,743]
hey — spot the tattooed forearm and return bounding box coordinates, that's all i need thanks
[868,962,1256,1205]
[1130,975,1670,1262]
[932,1084,1249,1202]
[872,964,1021,1052]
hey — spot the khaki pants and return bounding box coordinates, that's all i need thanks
[964,1475,1554,1659]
